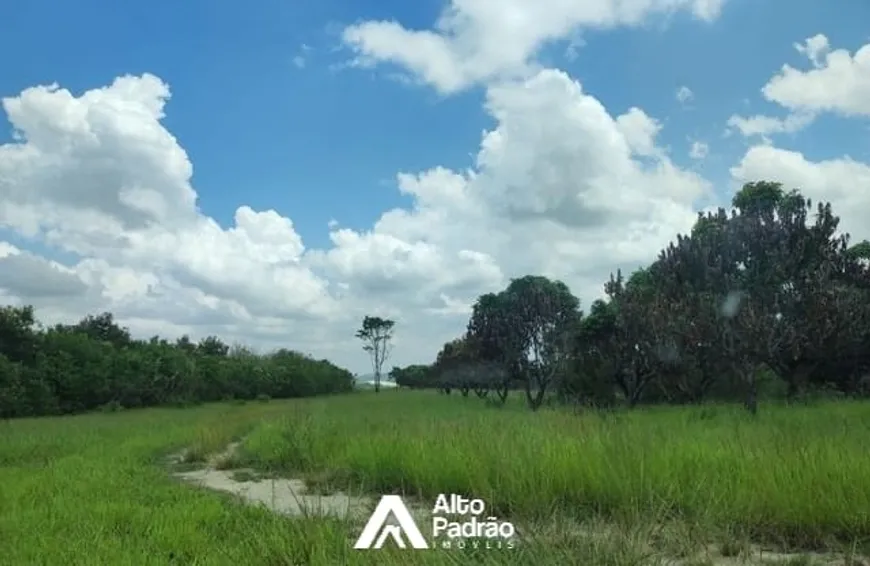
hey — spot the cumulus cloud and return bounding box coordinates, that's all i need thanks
[0,75,340,339]
[727,35,870,139]
[0,67,710,371]
[0,243,89,299]
[323,70,708,301]
[765,34,870,117]
[341,0,726,94]
[726,112,815,139]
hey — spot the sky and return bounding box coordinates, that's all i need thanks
[1,0,869,374]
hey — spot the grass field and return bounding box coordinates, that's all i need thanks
[1,391,869,565]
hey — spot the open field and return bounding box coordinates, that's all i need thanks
[2,392,869,565]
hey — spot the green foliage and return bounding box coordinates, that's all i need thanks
[0,305,354,419]
[416,181,870,415]
[388,364,430,387]
[461,276,580,409]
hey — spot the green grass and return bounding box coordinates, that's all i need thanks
[1,391,868,565]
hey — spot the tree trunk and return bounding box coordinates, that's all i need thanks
[494,382,509,404]
[744,370,758,415]
[525,379,547,411]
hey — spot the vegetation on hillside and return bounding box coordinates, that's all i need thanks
[391,182,870,412]
[0,309,353,418]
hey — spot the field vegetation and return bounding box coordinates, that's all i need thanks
[2,393,868,565]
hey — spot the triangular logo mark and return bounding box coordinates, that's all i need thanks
[354,495,429,549]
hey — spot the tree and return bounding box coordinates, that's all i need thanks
[355,316,395,393]
[71,312,132,348]
[564,299,618,407]
[388,364,431,388]
[0,305,40,365]
[644,182,870,412]
[465,293,518,403]
[600,269,676,408]
[467,276,580,410]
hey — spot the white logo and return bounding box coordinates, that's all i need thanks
[354,495,429,549]
[354,494,516,551]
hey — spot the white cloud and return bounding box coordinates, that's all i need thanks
[689,140,709,160]
[725,112,815,139]
[341,0,727,94]
[794,33,831,68]
[0,243,88,299]
[0,69,709,371]
[616,107,664,157]
[727,34,870,139]
[0,75,340,332]
[676,86,694,104]
[764,34,870,117]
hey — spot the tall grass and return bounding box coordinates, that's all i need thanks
[239,392,870,547]
[1,392,867,564]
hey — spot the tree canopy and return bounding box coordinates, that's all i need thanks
[0,307,353,418]
[392,182,870,413]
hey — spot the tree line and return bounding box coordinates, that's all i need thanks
[390,182,870,413]
[0,308,354,418]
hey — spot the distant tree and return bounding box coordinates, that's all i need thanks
[388,364,431,388]
[355,316,395,393]
[196,336,229,357]
[426,337,496,398]
[175,335,196,354]
[72,312,131,348]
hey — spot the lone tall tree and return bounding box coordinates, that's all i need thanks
[356,316,395,393]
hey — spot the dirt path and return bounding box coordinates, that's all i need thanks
[167,442,865,566]
[168,442,378,520]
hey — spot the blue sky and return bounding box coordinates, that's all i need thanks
[1,0,869,371]
[4,0,867,248]
[3,0,488,248]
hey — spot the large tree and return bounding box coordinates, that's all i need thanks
[651,182,869,411]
